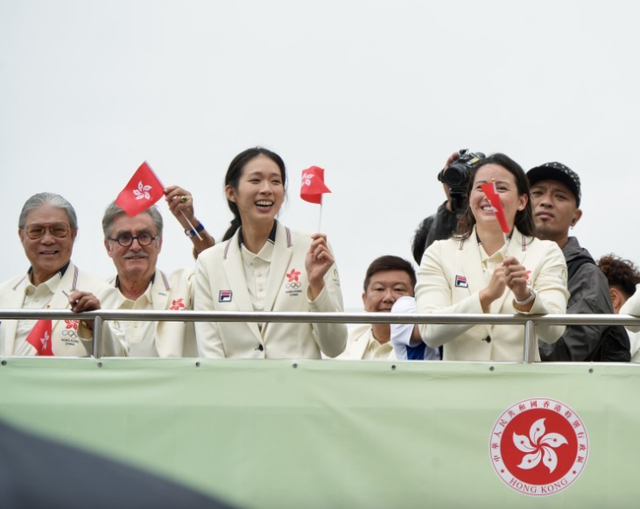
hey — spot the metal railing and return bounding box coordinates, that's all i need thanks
[2,309,640,363]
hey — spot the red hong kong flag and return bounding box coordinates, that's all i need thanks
[301,166,331,204]
[115,161,165,217]
[481,182,511,234]
[25,319,54,356]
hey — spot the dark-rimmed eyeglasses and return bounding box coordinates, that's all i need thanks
[108,232,157,247]
[24,223,70,239]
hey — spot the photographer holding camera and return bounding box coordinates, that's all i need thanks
[411,149,485,264]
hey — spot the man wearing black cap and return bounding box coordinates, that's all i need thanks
[527,162,630,362]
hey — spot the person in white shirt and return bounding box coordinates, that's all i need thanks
[0,192,127,357]
[416,153,569,361]
[101,186,214,357]
[195,147,347,359]
[339,255,439,361]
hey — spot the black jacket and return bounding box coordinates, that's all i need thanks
[539,237,630,362]
[412,202,459,264]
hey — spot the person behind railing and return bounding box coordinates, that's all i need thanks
[527,163,630,362]
[194,147,347,359]
[599,253,640,362]
[337,255,439,361]
[411,149,485,265]
[0,193,128,356]
[415,154,569,361]
[100,186,215,357]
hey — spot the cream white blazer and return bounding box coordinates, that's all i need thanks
[416,228,569,361]
[104,268,198,357]
[337,324,397,360]
[194,221,347,359]
[0,262,128,357]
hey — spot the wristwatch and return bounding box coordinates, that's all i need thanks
[514,287,536,306]
[184,222,205,238]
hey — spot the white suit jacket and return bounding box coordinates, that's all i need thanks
[0,262,128,357]
[104,268,198,358]
[621,289,640,362]
[194,221,347,359]
[337,324,397,360]
[416,228,569,361]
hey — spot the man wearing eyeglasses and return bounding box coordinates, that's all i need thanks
[101,186,214,357]
[0,193,128,357]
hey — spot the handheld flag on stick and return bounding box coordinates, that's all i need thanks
[301,166,331,204]
[481,182,510,241]
[115,162,165,217]
[25,319,53,356]
[115,162,202,239]
[301,166,331,231]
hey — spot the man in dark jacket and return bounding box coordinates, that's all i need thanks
[527,162,630,362]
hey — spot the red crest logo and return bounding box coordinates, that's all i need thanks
[65,320,79,330]
[287,269,301,283]
[170,298,185,311]
[490,398,588,496]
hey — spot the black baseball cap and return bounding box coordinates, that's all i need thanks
[527,162,581,207]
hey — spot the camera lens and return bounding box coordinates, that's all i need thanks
[444,165,466,186]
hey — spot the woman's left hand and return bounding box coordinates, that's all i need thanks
[503,256,531,302]
[305,233,334,300]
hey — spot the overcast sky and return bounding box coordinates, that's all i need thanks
[2,0,639,311]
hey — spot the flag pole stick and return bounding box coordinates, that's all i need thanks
[180,210,203,241]
[318,200,323,232]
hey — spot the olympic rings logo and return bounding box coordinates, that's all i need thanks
[62,329,79,340]
[285,281,302,290]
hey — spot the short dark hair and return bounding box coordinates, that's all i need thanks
[598,253,640,299]
[363,255,416,291]
[456,153,535,239]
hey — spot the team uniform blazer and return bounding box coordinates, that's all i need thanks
[337,324,397,360]
[194,221,347,359]
[104,268,198,357]
[416,227,569,361]
[621,286,640,336]
[0,262,128,357]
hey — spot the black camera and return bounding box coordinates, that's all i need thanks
[437,148,485,212]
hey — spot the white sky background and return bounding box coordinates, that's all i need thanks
[1,0,639,311]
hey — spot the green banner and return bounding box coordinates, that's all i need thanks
[0,358,636,508]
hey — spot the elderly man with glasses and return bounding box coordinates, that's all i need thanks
[0,193,128,357]
[101,186,214,357]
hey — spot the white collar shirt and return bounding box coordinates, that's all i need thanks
[14,272,62,355]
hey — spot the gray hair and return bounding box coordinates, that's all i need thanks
[19,192,78,229]
[102,202,164,239]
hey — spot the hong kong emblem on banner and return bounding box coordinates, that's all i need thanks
[489,398,589,496]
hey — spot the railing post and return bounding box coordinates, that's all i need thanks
[93,316,103,359]
[523,320,536,364]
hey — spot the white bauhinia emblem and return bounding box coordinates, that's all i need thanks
[513,418,568,473]
[301,173,314,187]
[40,331,50,350]
[490,397,589,497]
[134,181,153,200]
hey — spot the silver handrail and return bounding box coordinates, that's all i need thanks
[2,309,639,363]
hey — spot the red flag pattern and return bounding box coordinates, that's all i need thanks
[481,182,511,234]
[25,319,54,356]
[115,162,165,217]
[301,166,331,204]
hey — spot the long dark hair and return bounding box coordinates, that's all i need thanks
[456,153,535,239]
[222,147,287,241]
